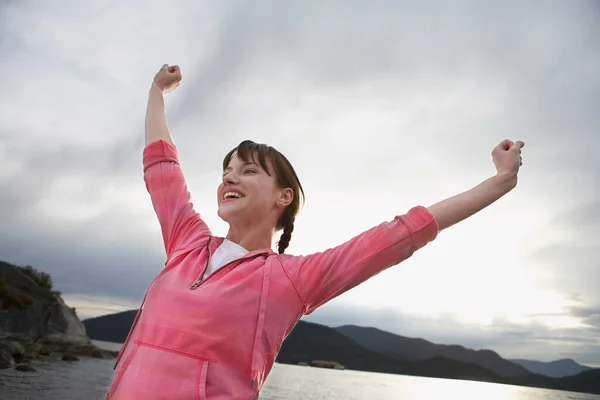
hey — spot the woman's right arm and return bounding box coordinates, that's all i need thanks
[145,84,173,145]
[145,64,180,145]
[143,65,211,259]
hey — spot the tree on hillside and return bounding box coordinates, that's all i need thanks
[18,265,54,290]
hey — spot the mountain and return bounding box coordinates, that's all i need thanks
[276,321,501,381]
[82,310,137,343]
[506,368,600,395]
[510,358,593,378]
[335,325,529,377]
[83,310,600,395]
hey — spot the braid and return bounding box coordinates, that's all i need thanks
[277,213,295,254]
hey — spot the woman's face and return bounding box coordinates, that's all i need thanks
[217,153,289,226]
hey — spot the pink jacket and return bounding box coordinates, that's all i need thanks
[106,140,439,400]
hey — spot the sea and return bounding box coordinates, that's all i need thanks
[0,340,598,400]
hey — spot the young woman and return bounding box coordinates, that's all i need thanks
[106,64,525,400]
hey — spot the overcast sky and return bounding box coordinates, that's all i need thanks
[1,0,599,367]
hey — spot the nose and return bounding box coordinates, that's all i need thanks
[222,171,239,185]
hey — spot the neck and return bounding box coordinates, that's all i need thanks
[225,220,275,252]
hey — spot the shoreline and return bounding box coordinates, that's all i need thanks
[0,338,117,373]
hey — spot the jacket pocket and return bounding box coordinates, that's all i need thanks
[197,360,209,400]
[107,339,211,400]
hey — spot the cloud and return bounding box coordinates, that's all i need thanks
[0,0,599,366]
[527,202,600,306]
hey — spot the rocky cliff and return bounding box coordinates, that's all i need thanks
[0,261,115,372]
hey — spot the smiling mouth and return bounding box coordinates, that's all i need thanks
[223,192,245,200]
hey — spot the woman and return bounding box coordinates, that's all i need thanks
[106,64,525,399]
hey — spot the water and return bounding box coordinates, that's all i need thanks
[261,367,600,400]
[0,340,597,400]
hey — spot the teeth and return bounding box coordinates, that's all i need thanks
[224,192,244,200]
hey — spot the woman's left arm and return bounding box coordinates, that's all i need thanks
[428,139,525,231]
[285,139,525,314]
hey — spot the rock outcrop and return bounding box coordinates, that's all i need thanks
[0,260,116,371]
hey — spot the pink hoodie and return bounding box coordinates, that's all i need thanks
[106,140,439,399]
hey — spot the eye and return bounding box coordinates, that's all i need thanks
[244,169,257,175]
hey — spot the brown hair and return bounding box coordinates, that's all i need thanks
[223,140,305,254]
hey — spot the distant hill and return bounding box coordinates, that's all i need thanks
[335,325,529,377]
[506,368,600,395]
[276,320,501,381]
[83,310,600,395]
[82,310,137,343]
[510,358,593,378]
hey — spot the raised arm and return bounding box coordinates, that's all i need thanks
[427,139,524,231]
[285,139,525,314]
[143,64,211,260]
[145,64,181,145]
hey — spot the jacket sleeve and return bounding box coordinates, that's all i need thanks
[143,139,211,259]
[285,206,439,315]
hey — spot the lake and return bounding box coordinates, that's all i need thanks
[0,340,597,400]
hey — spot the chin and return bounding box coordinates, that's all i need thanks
[217,206,231,222]
[217,202,241,223]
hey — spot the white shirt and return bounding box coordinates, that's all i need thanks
[202,239,249,280]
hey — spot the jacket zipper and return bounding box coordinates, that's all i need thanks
[190,248,269,290]
[189,238,213,289]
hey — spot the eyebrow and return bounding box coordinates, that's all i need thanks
[224,162,259,172]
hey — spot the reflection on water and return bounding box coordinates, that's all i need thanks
[260,364,600,400]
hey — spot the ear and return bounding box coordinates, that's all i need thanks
[277,188,294,208]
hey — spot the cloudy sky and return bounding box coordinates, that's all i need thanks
[1,0,599,367]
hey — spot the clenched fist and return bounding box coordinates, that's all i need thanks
[492,139,525,177]
[152,64,182,94]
